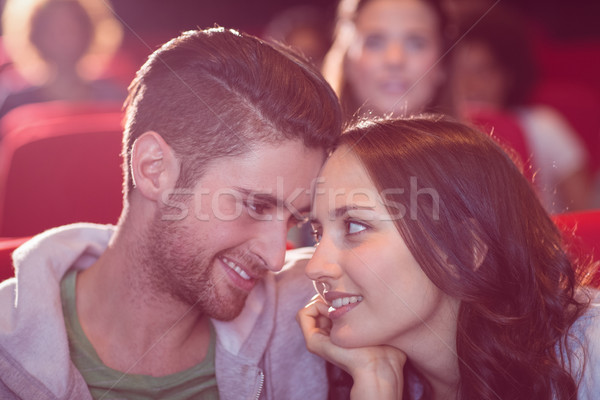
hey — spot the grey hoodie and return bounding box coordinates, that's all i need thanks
[0,224,327,400]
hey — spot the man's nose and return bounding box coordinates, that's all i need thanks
[250,218,289,272]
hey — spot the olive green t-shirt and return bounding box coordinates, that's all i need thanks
[60,270,219,399]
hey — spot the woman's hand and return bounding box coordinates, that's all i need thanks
[297,295,407,399]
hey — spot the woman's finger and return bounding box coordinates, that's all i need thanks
[297,299,331,335]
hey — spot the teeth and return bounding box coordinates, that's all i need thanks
[331,295,363,309]
[236,267,250,280]
[222,257,251,280]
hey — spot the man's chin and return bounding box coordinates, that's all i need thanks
[207,295,248,322]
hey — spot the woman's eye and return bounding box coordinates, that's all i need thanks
[347,221,367,235]
[363,34,385,50]
[405,36,428,52]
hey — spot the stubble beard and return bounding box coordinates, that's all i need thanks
[143,217,249,321]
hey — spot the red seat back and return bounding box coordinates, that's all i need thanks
[0,100,123,138]
[530,81,600,172]
[553,210,600,288]
[464,107,534,181]
[0,236,29,282]
[0,111,124,237]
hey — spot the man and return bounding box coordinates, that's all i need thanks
[0,27,341,399]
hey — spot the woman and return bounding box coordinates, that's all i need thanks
[322,0,451,119]
[297,116,599,399]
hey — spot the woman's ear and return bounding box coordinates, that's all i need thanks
[130,131,180,201]
[466,218,488,270]
[459,218,488,270]
[472,239,488,270]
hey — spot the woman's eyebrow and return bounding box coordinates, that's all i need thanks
[330,205,375,220]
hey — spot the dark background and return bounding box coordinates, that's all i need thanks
[110,0,600,43]
[103,0,600,108]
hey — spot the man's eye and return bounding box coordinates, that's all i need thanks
[245,201,268,215]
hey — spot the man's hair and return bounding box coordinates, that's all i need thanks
[122,27,342,195]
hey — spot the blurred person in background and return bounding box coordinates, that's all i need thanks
[0,0,126,118]
[451,3,592,212]
[322,0,453,120]
[319,0,543,213]
[262,5,332,70]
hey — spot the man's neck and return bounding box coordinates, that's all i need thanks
[75,226,212,376]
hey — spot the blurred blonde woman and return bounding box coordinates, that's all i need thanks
[0,0,125,116]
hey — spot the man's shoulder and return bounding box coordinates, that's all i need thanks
[264,246,328,400]
[275,247,316,294]
[279,247,315,276]
[271,247,316,312]
[12,223,114,270]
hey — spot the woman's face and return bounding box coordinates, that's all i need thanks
[344,0,445,116]
[307,148,457,350]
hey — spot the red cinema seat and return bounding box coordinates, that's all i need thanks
[553,209,600,288]
[464,107,533,181]
[0,100,123,139]
[0,236,29,282]
[0,111,124,237]
[530,81,600,172]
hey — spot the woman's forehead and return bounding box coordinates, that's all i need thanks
[315,149,381,207]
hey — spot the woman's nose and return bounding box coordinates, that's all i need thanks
[384,42,406,66]
[305,235,342,282]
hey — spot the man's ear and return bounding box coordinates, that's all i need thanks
[131,131,180,201]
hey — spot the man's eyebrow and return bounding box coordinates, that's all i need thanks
[233,186,313,217]
[233,187,280,206]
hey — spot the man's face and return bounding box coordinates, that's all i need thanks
[145,140,325,321]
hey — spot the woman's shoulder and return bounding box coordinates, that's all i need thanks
[568,288,600,398]
[571,288,600,335]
